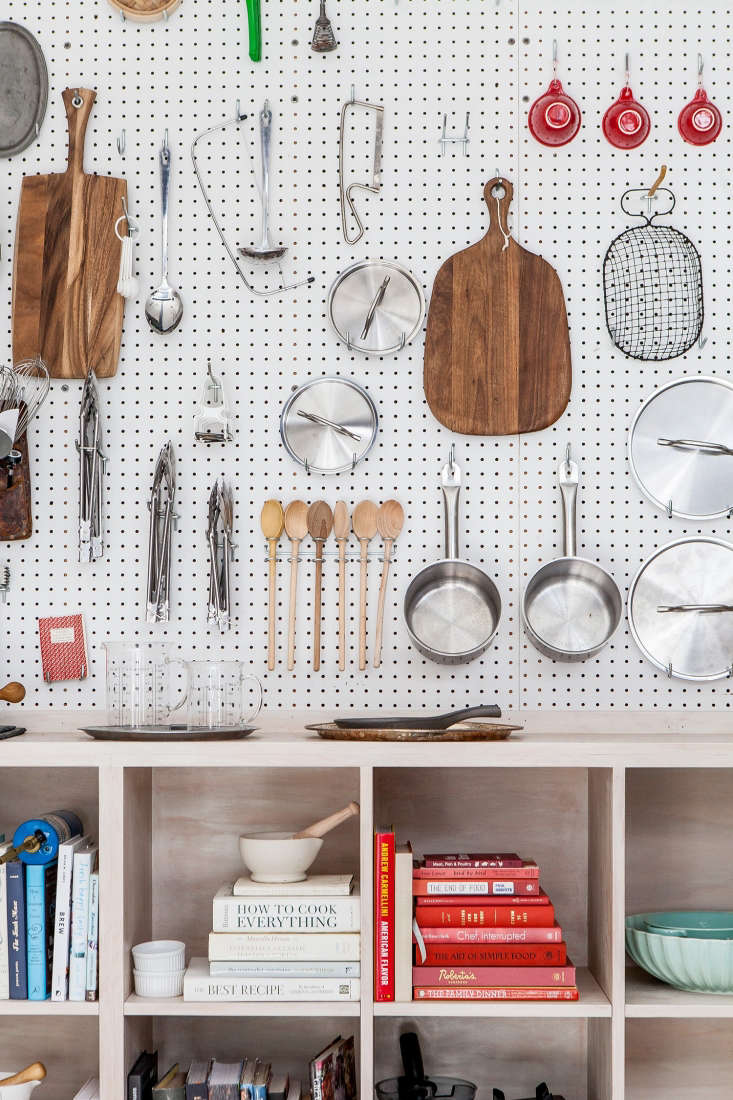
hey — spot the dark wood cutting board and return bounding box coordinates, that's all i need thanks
[424,178,571,436]
[12,88,126,379]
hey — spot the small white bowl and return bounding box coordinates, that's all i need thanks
[239,829,323,883]
[133,968,185,998]
[132,940,185,973]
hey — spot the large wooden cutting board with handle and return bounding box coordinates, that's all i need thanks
[12,88,126,379]
[424,178,571,436]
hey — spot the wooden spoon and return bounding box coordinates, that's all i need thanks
[261,500,285,671]
[352,500,378,670]
[333,501,351,671]
[293,801,360,839]
[373,499,404,668]
[284,501,309,670]
[0,1063,47,1087]
[307,501,333,671]
[0,682,25,703]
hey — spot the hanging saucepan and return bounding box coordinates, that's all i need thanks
[522,448,622,661]
[629,376,733,521]
[628,537,733,682]
[403,448,501,664]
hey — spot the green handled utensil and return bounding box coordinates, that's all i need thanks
[246,0,262,61]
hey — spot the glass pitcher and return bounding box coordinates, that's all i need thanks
[169,659,263,730]
[103,641,171,728]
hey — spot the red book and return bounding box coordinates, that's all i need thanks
[413,986,579,1002]
[414,861,539,881]
[413,878,538,897]
[374,830,395,1001]
[415,903,555,928]
[416,889,550,907]
[424,854,523,868]
[417,925,564,944]
[417,943,567,966]
[413,963,575,987]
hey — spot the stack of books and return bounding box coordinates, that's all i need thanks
[127,1038,355,1100]
[411,852,576,1002]
[183,874,360,1002]
[0,832,99,1002]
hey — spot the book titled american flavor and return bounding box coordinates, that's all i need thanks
[212,884,360,932]
[183,957,361,1001]
[26,860,58,1000]
[414,986,579,1001]
[374,828,395,1001]
[208,931,360,962]
[413,963,575,987]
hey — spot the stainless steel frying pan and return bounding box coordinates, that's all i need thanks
[403,450,501,664]
[522,449,622,661]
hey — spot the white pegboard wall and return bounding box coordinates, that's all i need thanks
[0,0,729,710]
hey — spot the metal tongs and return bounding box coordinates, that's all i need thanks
[207,477,234,632]
[146,442,176,623]
[78,368,104,563]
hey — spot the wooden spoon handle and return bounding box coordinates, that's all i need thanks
[372,540,392,669]
[267,541,278,671]
[0,681,25,703]
[338,542,346,672]
[358,540,368,670]
[294,802,360,839]
[313,545,324,672]
[0,1063,47,1087]
[287,540,300,671]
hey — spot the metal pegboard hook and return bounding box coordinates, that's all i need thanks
[565,442,573,474]
[698,52,704,85]
[552,38,558,75]
[624,51,631,85]
[117,129,126,157]
[162,128,170,163]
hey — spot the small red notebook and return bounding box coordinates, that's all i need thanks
[38,614,88,681]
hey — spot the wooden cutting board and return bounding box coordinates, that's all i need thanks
[12,88,126,379]
[424,178,571,436]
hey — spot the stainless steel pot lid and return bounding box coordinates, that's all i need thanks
[629,377,733,520]
[628,537,733,681]
[280,376,378,475]
[0,23,48,157]
[328,260,425,355]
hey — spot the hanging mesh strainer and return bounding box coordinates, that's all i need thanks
[603,187,703,361]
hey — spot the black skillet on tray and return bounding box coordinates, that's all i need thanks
[494,1087,565,1100]
[333,704,501,730]
[0,726,26,740]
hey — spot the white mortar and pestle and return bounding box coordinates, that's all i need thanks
[239,802,359,882]
[0,1063,46,1100]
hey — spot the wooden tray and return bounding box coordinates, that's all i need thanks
[107,0,181,21]
[81,725,257,742]
[307,722,521,742]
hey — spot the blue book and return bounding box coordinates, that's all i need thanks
[6,862,26,999]
[26,861,57,1000]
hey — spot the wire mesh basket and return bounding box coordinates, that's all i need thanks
[603,187,703,361]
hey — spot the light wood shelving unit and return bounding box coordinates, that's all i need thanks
[2,710,733,1099]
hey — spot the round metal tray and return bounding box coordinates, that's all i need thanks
[0,22,48,158]
[628,537,733,681]
[280,377,378,475]
[629,376,733,520]
[328,260,425,355]
[81,725,257,741]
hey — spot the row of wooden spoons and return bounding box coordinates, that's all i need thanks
[261,498,404,671]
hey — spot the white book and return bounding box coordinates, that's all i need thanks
[213,884,360,933]
[0,841,12,1000]
[73,1078,100,1100]
[394,841,413,1002]
[208,931,361,962]
[184,956,360,1001]
[85,871,99,1001]
[51,835,87,1001]
[209,960,361,978]
[233,874,354,897]
[68,842,98,1001]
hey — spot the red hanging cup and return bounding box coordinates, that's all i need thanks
[603,84,650,149]
[528,77,582,146]
[678,86,722,145]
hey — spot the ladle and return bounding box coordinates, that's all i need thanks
[240,102,287,263]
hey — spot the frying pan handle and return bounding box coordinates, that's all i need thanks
[441,454,461,559]
[558,453,579,558]
[400,1032,425,1083]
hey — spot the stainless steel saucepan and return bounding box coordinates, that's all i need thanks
[522,448,622,661]
[403,449,501,664]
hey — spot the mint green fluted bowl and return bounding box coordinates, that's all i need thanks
[626,912,733,994]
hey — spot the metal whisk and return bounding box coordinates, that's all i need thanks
[0,359,50,440]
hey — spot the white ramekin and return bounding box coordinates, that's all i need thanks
[133,968,185,998]
[132,940,186,973]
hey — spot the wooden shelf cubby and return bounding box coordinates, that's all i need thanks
[3,710,733,1098]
